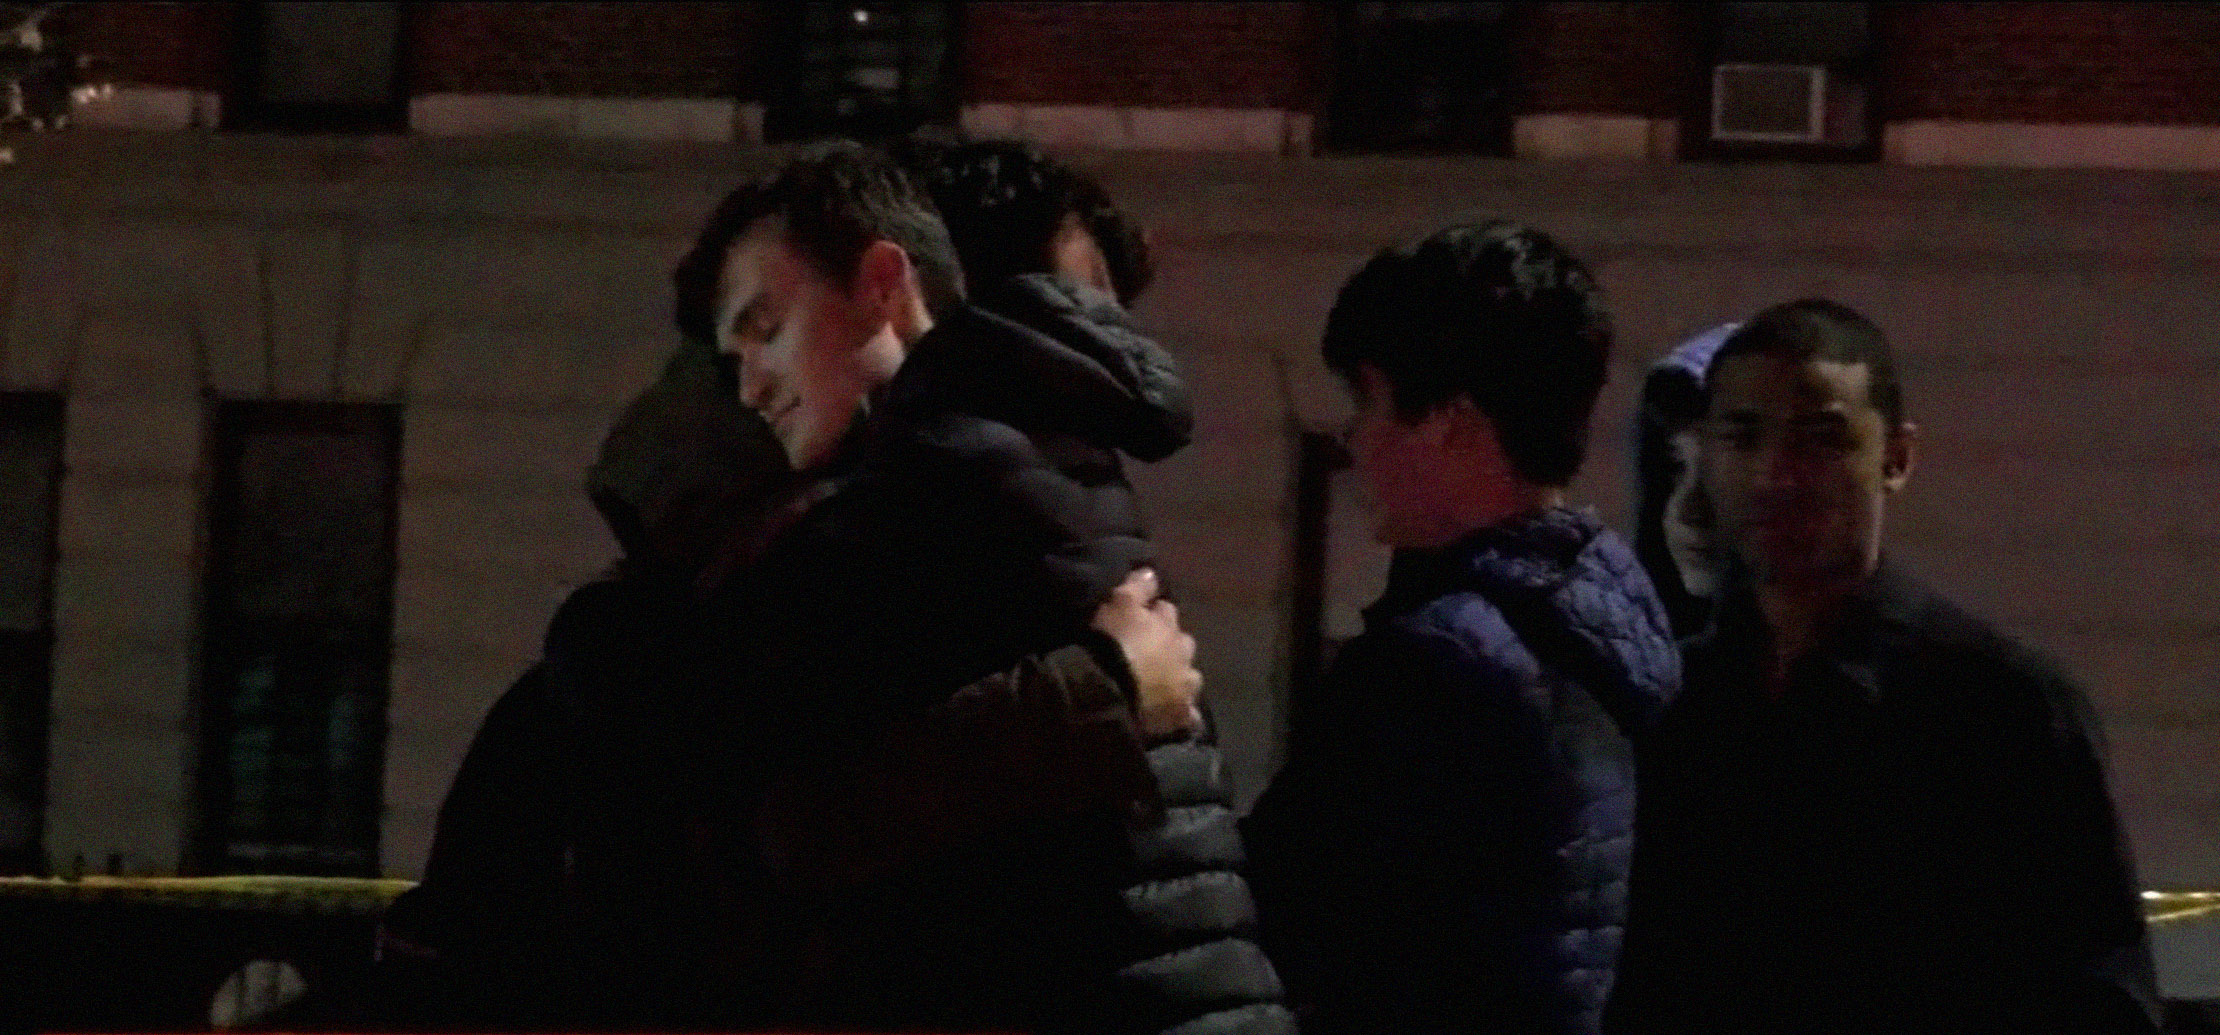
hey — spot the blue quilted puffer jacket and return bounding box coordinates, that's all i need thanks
[1245,506,1679,1035]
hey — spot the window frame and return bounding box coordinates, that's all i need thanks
[0,392,64,876]
[1679,1,1886,164]
[222,0,411,135]
[1323,1,1525,157]
[764,1,964,143]
[189,401,401,878]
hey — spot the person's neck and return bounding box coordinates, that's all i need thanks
[1753,557,1877,679]
[1423,484,1566,550]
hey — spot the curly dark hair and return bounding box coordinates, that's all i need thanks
[1323,220,1614,487]
[890,136,1156,305]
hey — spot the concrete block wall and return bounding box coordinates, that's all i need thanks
[0,141,2215,982]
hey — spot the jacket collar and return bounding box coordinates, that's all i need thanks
[1366,505,1601,625]
[1707,557,1928,703]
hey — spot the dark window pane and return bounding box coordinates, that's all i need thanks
[197,403,398,877]
[0,395,62,634]
[1719,2,1870,64]
[768,2,959,142]
[256,1,402,108]
[0,393,60,875]
[1330,3,1515,155]
[228,1,406,133]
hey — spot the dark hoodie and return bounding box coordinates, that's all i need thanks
[633,274,1290,1035]
[1244,507,1679,1035]
[1631,324,1736,638]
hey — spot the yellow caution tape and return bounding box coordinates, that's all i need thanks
[2145,890,2220,924]
[2,877,2213,924]
[0,875,418,913]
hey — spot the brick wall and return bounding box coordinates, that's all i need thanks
[963,2,1320,109]
[406,2,779,99]
[1514,2,1692,119]
[1888,2,2220,125]
[54,1,235,93]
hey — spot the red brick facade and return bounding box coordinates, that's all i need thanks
[1885,2,2220,125]
[56,1,235,94]
[43,2,2220,132]
[1515,2,1693,120]
[962,2,1320,110]
[406,2,778,99]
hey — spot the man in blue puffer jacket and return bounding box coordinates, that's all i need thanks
[1243,222,1680,1035]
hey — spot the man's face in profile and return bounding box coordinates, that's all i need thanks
[1701,353,1912,588]
[714,218,906,472]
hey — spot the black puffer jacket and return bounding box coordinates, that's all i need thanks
[667,275,1293,1035]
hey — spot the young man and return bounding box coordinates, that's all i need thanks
[601,140,1288,1035]
[372,143,1236,1031]
[1242,222,1681,1035]
[1604,300,2162,1034]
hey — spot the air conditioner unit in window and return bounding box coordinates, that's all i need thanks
[1712,62,1827,143]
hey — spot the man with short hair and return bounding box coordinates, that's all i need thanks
[371,141,1263,1033]
[1243,222,1680,1035]
[1604,300,2161,1034]
[613,140,1289,1035]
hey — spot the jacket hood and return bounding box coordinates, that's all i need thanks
[1377,506,1680,735]
[880,273,1194,462]
[1631,322,1740,637]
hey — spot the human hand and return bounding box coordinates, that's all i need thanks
[1091,568,1205,741]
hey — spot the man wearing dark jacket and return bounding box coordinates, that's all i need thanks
[1242,222,1680,1035]
[611,140,1288,1035]
[374,142,1270,1033]
[1602,300,2161,1035]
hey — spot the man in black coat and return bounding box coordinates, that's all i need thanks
[375,142,1275,1034]
[598,140,1289,1035]
[1603,300,2162,1035]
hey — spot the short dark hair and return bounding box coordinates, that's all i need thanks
[1709,299,1906,428]
[672,139,966,347]
[891,136,1156,304]
[1321,221,1614,487]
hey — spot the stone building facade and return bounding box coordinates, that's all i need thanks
[2,0,2216,997]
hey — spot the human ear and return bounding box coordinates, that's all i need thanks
[1883,421,1918,494]
[856,240,920,325]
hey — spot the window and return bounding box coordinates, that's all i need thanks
[767,2,959,142]
[0,393,62,876]
[1687,2,1879,162]
[1327,2,1517,155]
[225,1,407,133]
[193,403,400,877]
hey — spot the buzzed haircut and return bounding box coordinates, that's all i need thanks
[1322,220,1614,487]
[1709,299,1907,429]
[671,138,966,348]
